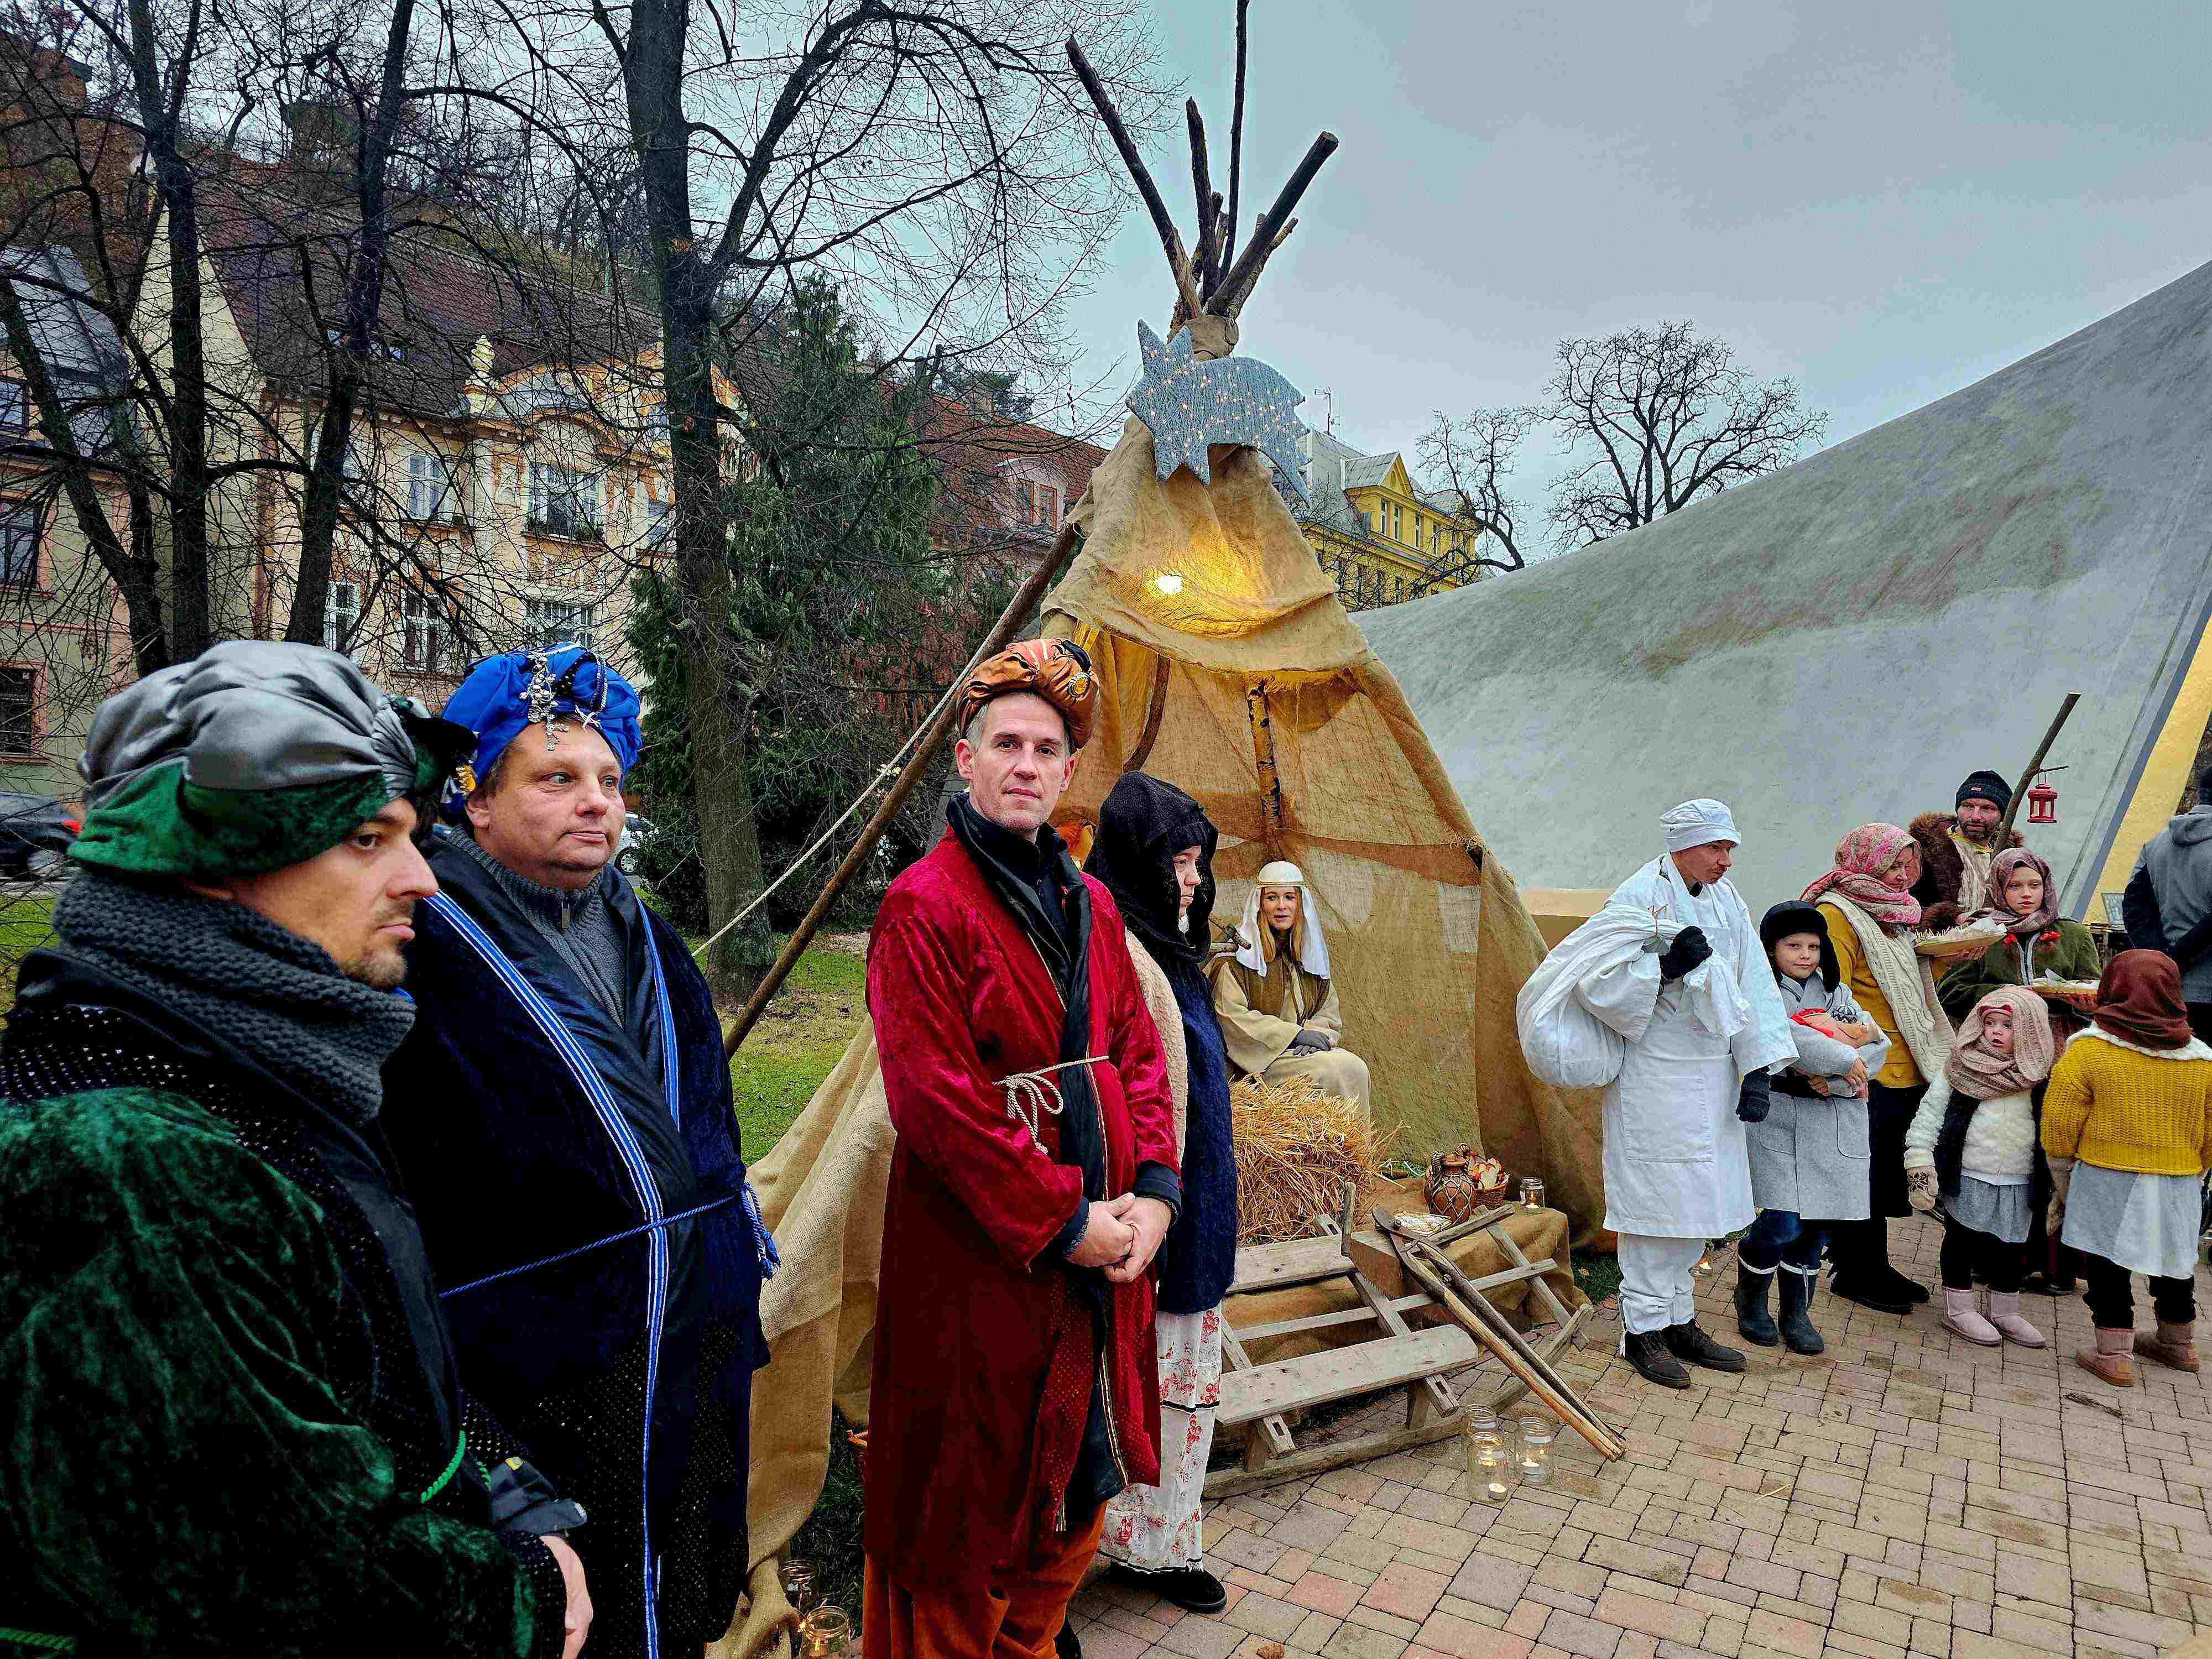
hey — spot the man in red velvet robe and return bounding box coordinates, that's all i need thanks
[862,639,1182,1659]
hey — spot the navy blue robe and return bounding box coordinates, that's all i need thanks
[384,836,769,1659]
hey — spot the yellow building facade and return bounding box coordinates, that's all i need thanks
[1293,425,1486,611]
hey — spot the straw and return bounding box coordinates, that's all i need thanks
[1230,1073,1396,1244]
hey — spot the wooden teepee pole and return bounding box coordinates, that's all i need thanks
[723,521,1086,1057]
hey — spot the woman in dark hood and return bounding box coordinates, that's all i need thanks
[1085,771,1236,1614]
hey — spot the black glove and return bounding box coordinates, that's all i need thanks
[1286,1031,1331,1057]
[1736,1068,1772,1124]
[1657,926,1713,982]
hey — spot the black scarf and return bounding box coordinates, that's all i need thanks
[946,791,1123,1519]
[945,792,1104,1206]
[45,870,416,1125]
[1087,772,1217,977]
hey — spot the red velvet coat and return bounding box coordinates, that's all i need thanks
[863,829,1179,1589]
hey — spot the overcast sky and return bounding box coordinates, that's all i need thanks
[1061,0,2212,531]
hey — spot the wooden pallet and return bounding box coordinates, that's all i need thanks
[1204,1189,1589,1497]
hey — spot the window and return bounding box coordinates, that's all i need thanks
[1039,486,1059,526]
[407,452,458,521]
[1014,478,1036,524]
[0,665,34,753]
[0,378,26,433]
[401,592,456,675]
[525,597,596,652]
[529,463,602,540]
[1392,504,1404,541]
[0,499,38,588]
[644,498,672,550]
[324,581,361,652]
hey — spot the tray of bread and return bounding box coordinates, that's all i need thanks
[1908,919,2008,958]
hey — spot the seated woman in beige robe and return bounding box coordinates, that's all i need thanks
[1209,859,1372,1116]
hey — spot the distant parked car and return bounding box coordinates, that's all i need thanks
[0,791,77,879]
[618,811,656,877]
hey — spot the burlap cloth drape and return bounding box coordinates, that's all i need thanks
[1041,419,1600,1228]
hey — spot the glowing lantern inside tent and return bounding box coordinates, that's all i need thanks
[1153,572,1185,596]
[2027,781,2058,823]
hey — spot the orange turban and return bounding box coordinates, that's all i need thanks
[957,638,1097,750]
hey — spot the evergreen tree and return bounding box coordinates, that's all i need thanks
[628,278,953,941]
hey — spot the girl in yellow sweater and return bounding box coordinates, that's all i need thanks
[2043,951,2212,1386]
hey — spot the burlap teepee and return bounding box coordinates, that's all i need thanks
[1043,415,1600,1218]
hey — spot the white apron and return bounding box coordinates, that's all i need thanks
[1584,857,1796,1238]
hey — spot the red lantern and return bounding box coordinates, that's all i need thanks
[2027,780,2058,823]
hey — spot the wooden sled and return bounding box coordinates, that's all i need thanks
[1203,1189,1598,1497]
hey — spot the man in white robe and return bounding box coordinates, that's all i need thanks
[1576,800,1797,1388]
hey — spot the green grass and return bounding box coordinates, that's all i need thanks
[787,1411,868,1629]
[727,944,868,1162]
[0,894,55,1013]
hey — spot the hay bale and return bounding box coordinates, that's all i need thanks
[1232,1073,1396,1244]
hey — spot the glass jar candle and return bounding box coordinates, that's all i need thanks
[1464,1409,1512,1505]
[800,1607,853,1659]
[1517,1418,1554,1485]
[1519,1177,1545,1213]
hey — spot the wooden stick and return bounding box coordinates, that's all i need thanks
[723,520,1086,1056]
[1378,1211,1624,1458]
[1186,99,1217,295]
[1223,0,1249,279]
[1413,1235,1628,1449]
[1390,1233,1623,1460]
[1066,39,1201,319]
[1206,133,1337,317]
[1993,691,2080,845]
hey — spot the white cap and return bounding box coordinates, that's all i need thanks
[1661,799,1740,853]
[1255,859,1306,888]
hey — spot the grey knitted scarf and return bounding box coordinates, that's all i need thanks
[447,830,631,1024]
[47,870,416,1125]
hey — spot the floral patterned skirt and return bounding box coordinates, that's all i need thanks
[1099,1306,1224,1572]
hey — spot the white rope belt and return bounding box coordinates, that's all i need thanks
[1000,1055,1105,1152]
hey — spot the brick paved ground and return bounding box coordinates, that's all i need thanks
[1068,1218,2212,1659]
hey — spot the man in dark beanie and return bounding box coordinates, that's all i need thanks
[2124,760,2212,1043]
[0,641,590,1658]
[1910,769,2026,930]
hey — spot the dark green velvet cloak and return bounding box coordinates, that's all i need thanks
[1,1060,536,1654]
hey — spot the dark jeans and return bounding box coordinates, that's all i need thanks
[1939,1215,2022,1293]
[2082,1253,2197,1329]
[1867,1080,1925,1219]
[1739,1209,1825,1271]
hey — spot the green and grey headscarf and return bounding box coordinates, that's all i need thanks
[71,641,473,878]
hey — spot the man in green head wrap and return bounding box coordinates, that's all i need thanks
[0,641,593,1659]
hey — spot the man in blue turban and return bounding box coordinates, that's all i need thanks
[382,645,775,1659]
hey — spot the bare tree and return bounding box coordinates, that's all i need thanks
[1414,405,1532,578]
[1541,320,1825,548]
[551,0,1167,997]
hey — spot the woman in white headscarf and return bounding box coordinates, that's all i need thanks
[1208,860,1372,1117]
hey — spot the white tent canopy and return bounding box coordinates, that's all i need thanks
[1361,258,2212,920]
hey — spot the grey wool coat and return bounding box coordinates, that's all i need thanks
[1746,970,1891,1220]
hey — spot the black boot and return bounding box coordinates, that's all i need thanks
[1734,1264,1778,1347]
[1056,1624,1082,1659]
[1623,1327,1691,1389]
[1777,1265,1825,1355]
[1109,1563,1227,1615]
[1664,1320,1747,1373]
[1831,1218,1913,1314]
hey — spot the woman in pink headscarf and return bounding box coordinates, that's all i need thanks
[1802,825,1955,1313]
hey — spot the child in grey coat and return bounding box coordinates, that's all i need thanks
[1736,901,1892,1353]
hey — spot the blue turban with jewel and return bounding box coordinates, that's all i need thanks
[439,645,644,816]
